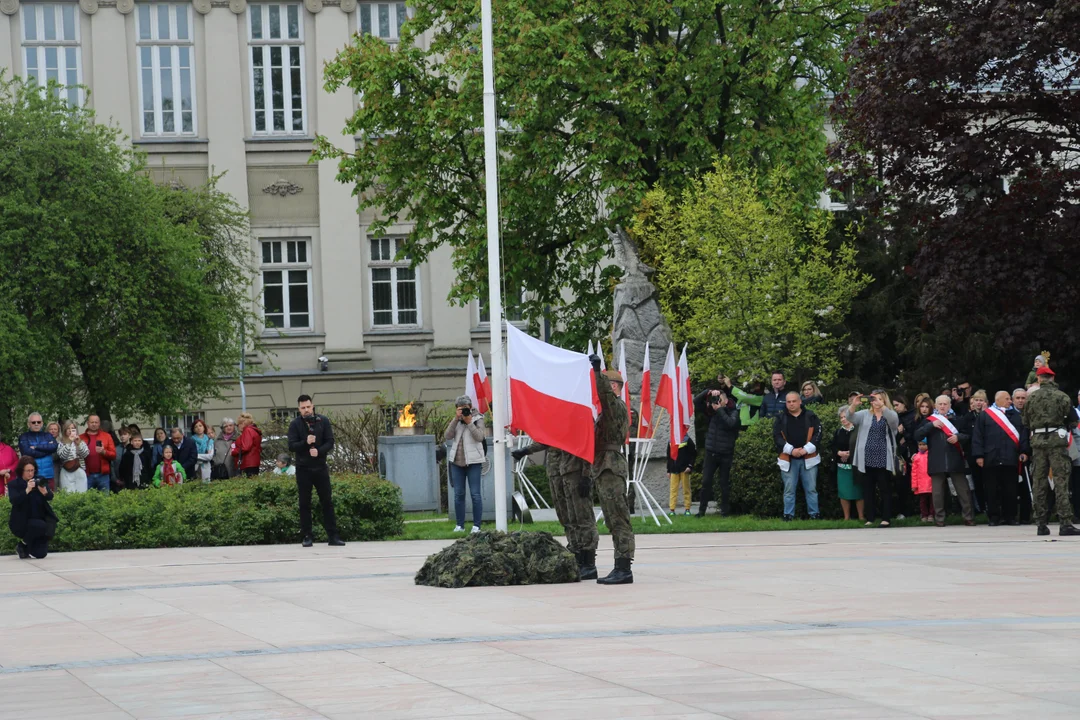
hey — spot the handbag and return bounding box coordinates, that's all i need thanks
[211,463,230,480]
[63,459,81,472]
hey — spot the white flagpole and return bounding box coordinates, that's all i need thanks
[481,0,507,532]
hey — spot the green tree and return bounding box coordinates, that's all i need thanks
[315,0,865,347]
[0,74,258,431]
[635,160,869,385]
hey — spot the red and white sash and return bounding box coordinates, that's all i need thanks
[930,413,964,456]
[986,406,1020,446]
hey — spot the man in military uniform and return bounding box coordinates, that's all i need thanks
[590,355,635,584]
[512,442,600,580]
[1020,365,1079,536]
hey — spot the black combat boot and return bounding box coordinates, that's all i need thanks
[578,550,598,581]
[1059,524,1079,536]
[597,557,633,585]
[1037,525,1050,536]
[15,542,29,559]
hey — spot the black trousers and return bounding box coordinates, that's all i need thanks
[19,518,51,558]
[242,467,259,478]
[1072,465,1080,521]
[699,452,734,515]
[983,465,1019,524]
[1018,464,1033,523]
[969,465,985,514]
[861,467,893,522]
[297,465,338,539]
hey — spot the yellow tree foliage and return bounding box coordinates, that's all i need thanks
[635,161,870,386]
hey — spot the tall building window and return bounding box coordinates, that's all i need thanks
[261,239,313,331]
[136,3,196,136]
[359,2,408,40]
[21,3,81,106]
[248,3,306,135]
[370,237,419,327]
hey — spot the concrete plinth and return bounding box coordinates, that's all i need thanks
[378,435,439,512]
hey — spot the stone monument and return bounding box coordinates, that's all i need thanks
[608,226,681,503]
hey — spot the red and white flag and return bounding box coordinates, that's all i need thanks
[654,343,681,458]
[595,340,606,370]
[617,341,632,438]
[508,324,598,463]
[677,344,693,439]
[477,353,493,411]
[465,350,490,414]
[586,340,594,356]
[637,342,653,439]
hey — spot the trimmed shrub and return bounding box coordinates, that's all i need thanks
[0,473,403,555]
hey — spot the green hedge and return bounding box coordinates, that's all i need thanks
[0,473,404,555]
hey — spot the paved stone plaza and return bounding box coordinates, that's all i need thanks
[2,526,1080,719]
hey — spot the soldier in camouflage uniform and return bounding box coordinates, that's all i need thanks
[1021,365,1078,537]
[590,357,634,585]
[512,443,599,579]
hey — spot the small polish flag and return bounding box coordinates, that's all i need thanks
[586,340,594,356]
[477,353,493,411]
[508,324,598,463]
[594,340,606,370]
[677,344,693,438]
[617,341,632,439]
[465,350,488,414]
[637,342,653,439]
[654,343,680,459]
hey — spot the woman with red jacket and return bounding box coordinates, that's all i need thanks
[231,412,263,477]
[0,433,19,496]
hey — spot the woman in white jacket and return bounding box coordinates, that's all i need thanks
[444,395,486,533]
[56,421,89,493]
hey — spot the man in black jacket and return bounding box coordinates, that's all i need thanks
[773,393,822,520]
[695,388,740,516]
[760,371,788,418]
[288,395,344,547]
[169,427,198,480]
[973,391,1029,526]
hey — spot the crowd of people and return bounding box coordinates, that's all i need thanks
[2,394,347,558]
[691,360,1080,535]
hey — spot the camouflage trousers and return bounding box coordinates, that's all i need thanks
[553,471,599,553]
[596,470,635,560]
[1032,444,1074,526]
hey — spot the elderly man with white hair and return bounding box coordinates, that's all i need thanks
[972,391,1029,526]
[915,395,975,526]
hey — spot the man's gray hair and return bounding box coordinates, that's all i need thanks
[838,406,848,420]
[221,417,235,427]
[27,411,42,420]
[454,395,473,408]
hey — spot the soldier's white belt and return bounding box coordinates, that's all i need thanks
[1033,427,1068,439]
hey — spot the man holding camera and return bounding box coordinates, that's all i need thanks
[288,394,345,548]
[695,382,740,516]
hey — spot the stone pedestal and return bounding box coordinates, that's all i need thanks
[379,435,439,512]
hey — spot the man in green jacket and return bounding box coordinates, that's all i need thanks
[722,375,764,429]
[1021,365,1078,537]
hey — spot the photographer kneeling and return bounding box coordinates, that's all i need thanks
[445,395,485,533]
[8,456,58,559]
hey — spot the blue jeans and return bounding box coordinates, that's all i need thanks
[450,463,482,528]
[87,472,110,494]
[780,458,818,517]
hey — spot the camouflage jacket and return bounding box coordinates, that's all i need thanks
[591,368,630,479]
[1022,381,1076,446]
[524,443,563,479]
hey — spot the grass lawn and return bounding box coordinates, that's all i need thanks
[396,512,986,541]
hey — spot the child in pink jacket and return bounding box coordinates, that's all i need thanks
[0,438,18,497]
[911,439,933,523]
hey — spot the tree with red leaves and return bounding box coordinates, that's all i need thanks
[831,0,1080,384]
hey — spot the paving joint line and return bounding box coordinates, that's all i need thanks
[4,615,1080,676]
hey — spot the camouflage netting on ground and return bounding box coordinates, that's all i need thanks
[415,531,580,588]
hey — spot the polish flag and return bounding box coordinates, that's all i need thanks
[617,341,632,438]
[654,343,680,458]
[465,350,489,414]
[594,340,606,370]
[508,324,598,463]
[677,344,693,438]
[477,353,493,410]
[637,342,653,439]
[586,340,594,356]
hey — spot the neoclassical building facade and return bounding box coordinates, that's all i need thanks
[0,0,507,426]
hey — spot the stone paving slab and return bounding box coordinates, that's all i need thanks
[2,525,1080,719]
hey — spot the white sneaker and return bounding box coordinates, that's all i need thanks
[895,514,906,520]
[471,526,480,534]
[453,525,465,532]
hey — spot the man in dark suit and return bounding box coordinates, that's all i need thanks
[972,391,1029,526]
[169,427,197,480]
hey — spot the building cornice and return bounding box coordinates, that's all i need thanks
[2,0,356,15]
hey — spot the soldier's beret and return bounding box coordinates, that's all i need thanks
[1037,365,1056,377]
[602,370,625,384]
